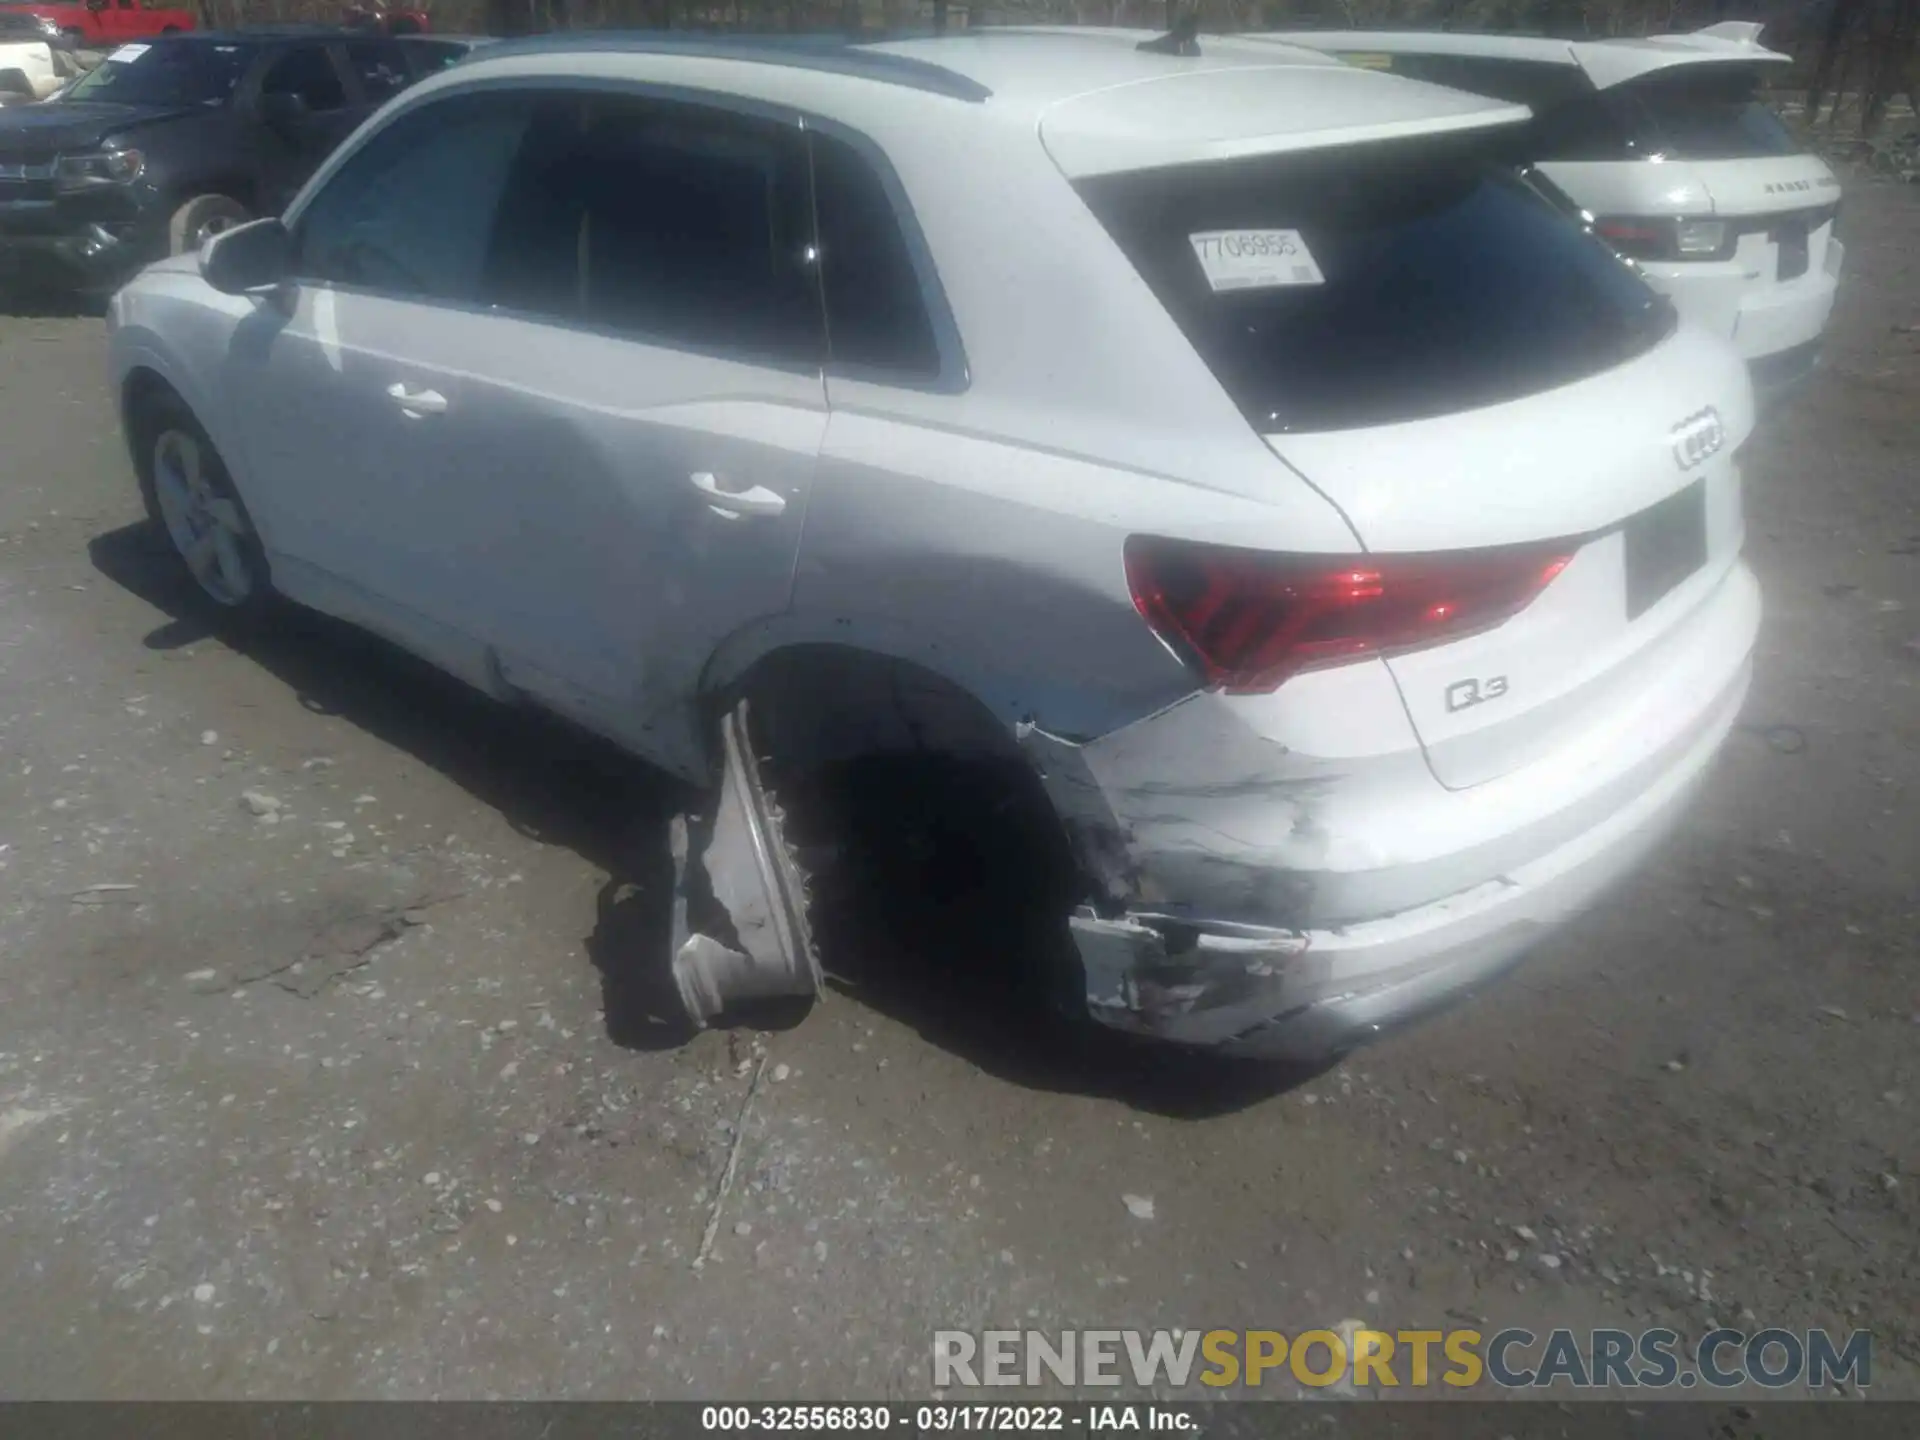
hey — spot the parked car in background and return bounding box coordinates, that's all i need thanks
[108,29,1761,1060]
[0,0,195,48]
[0,15,71,102]
[395,33,495,73]
[1258,23,1843,402]
[0,9,67,47]
[0,29,423,292]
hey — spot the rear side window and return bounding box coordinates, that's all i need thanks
[1611,65,1800,160]
[1077,136,1675,434]
[809,132,941,379]
[261,44,346,113]
[482,95,821,365]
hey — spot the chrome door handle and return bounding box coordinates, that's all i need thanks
[385,381,447,417]
[689,471,786,518]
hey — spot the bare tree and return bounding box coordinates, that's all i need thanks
[1806,0,1863,123]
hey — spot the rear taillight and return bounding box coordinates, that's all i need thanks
[1124,537,1574,695]
[1594,215,1732,263]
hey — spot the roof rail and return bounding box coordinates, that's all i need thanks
[469,30,992,102]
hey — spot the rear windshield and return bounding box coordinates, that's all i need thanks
[65,41,249,108]
[1077,137,1675,434]
[1611,64,1800,160]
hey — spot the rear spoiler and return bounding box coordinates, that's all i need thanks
[1244,25,1790,94]
[1571,22,1791,91]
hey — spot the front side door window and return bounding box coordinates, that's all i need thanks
[295,89,537,299]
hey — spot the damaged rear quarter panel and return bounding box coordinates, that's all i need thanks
[1019,662,1436,932]
[775,409,1358,742]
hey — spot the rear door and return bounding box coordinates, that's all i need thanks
[1075,131,1753,790]
[443,90,827,759]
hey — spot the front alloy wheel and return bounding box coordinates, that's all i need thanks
[150,427,257,607]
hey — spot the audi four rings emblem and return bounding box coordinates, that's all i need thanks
[1670,407,1725,471]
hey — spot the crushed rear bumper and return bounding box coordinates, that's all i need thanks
[1033,564,1759,1064]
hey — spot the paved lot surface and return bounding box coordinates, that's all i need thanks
[0,181,1916,1406]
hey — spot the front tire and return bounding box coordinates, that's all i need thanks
[132,390,273,623]
[167,194,250,256]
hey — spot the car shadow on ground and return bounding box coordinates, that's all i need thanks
[89,520,1316,1119]
[0,283,107,320]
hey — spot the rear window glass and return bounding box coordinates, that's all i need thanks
[1077,138,1675,434]
[1612,65,1800,160]
[810,132,942,378]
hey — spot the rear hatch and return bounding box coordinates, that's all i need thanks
[1076,128,1753,789]
[1549,57,1840,288]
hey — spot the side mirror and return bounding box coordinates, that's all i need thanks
[260,91,309,133]
[199,216,292,295]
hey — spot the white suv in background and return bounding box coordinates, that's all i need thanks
[106,28,1760,1062]
[1257,23,1843,402]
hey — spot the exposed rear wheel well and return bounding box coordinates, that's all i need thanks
[710,644,1088,985]
[710,644,1031,779]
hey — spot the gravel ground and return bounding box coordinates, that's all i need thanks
[0,179,1915,1406]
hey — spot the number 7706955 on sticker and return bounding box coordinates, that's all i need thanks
[1187,228,1326,291]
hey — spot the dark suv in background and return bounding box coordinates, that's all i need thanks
[0,27,438,294]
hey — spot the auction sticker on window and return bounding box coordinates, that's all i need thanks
[1189,230,1325,291]
[109,44,151,62]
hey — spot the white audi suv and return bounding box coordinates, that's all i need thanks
[105,27,1761,1060]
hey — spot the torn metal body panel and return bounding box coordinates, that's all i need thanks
[670,703,821,1029]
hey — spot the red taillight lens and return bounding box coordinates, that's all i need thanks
[1593,216,1733,264]
[1124,537,1574,695]
[1594,217,1672,261]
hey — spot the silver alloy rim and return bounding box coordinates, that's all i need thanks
[152,428,253,606]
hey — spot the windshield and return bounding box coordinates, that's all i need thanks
[1077,135,1675,434]
[1612,64,1800,161]
[65,41,249,108]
